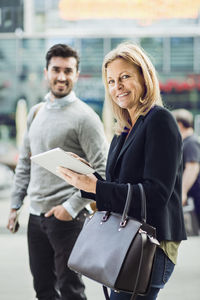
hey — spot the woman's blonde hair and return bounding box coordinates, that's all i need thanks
[102,42,163,134]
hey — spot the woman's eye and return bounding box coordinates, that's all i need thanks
[108,79,114,85]
[122,74,129,79]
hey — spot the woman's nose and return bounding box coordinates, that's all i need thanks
[115,79,123,90]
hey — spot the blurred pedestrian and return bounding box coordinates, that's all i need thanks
[58,42,187,300]
[7,44,108,300]
[172,108,200,229]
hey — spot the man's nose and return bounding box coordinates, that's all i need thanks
[57,72,66,81]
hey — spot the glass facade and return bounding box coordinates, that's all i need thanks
[0,36,200,117]
[1,0,200,137]
[0,0,23,33]
[140,38,163,72]
[171,37,194,72]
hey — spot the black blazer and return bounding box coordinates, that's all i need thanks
[93,105,186,242]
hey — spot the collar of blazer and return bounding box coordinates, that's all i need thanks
[107,116,144,179]
[107,105,157,179]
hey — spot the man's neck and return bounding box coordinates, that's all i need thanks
[45,91,76,109]
[49,93,55,102]
[49,93,61,102]
[49,92,70,102]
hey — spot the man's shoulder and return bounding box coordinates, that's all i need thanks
[74,98,95,111]
[26,102,45,127]
[184,134,200,145]
[183,134,200,151]
[29,102,45,115]
[73,98,101,120]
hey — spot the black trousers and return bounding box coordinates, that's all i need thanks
[27,211,87,300]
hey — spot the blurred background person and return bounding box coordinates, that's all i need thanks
[172,109,200,232]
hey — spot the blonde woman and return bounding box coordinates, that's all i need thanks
[59,43,187,300]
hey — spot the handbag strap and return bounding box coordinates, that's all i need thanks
[120,183,133,225]
[103,285,110,300]
[138,183,147,223]
[102,183,148,300]
[102,232,147,300]
[130,231,147,300]
[121,183,147,226]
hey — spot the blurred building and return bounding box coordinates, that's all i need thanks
[1,0,200,138]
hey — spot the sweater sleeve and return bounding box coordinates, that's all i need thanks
[78,112,108,177]
[11,105,40,209]
[63,109,108,216]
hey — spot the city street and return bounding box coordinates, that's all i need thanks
[0,196,200,300]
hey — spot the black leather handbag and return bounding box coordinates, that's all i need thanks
[68,183,160,300]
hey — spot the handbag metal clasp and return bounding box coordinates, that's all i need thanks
[119,218,128,228]
[100,211,110,224]
[139,228,147,234]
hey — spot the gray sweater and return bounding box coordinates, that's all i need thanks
[11,93,108,217]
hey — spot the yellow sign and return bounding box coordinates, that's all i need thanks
[59,0,200,21]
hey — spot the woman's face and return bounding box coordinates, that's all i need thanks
[106,58,145,114]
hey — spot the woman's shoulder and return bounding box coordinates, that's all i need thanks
[145,105,175,124]
[144,105,181,139]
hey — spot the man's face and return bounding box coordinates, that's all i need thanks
[177,121,184,138]
[44,56,79,98]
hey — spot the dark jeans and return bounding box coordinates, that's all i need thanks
[27,211,87,300]
[110,247,175,300]
[110,288,160,300]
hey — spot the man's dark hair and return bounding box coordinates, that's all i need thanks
[172,109,194,128]
[45,44,80,70]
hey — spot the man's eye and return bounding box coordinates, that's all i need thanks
[64,68,73,74]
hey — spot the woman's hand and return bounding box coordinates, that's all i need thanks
[57,167,97,194]
[66,152,92,168]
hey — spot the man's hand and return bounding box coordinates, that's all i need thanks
[45,205,73,221]
[7,209,20,233]
[182,161,200,206]
[182,192,188,206]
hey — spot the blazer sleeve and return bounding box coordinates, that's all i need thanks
[95,109,182,216]
[142,109,182,209]
[81,172,105,200]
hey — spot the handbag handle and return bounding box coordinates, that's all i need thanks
[138,183,147,223]
[120,183,147,227]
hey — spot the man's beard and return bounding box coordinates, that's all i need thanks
[51,89,71,98]
[50,80,72,98]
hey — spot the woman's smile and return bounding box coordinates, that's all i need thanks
[117,92,130,99]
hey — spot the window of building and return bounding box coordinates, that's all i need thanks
[0,8,2,26]
[140,37,163,71]
[171,37,193,72]
[0,0,23,33]
[80,38,104,75]
[111,38,137,50]
[3,7,13,29]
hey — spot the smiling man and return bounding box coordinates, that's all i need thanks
[7,44,108,300]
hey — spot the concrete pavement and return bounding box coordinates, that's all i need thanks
[0,196,200,300]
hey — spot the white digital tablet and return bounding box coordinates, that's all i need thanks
[31,148,95,179]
